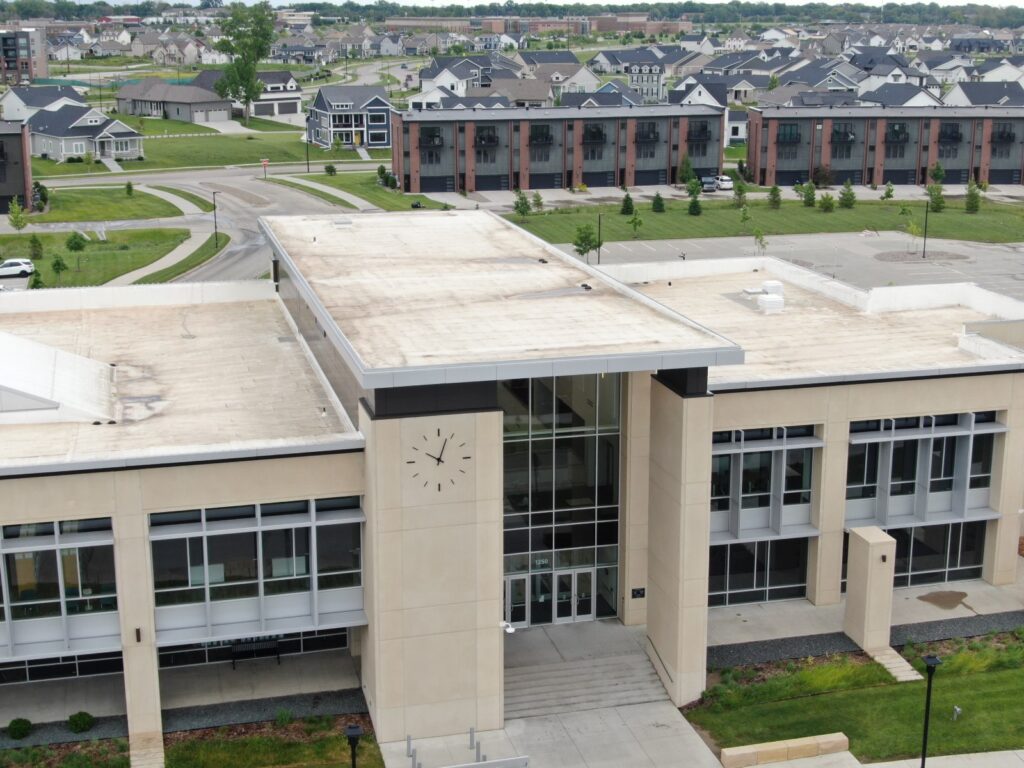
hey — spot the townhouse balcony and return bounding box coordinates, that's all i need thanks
[831,130,856,144]
[528,133,553,146]
[581,129,606,144]
[473,133,500,148]
[775,131,801,144]
[992,130,1016,143]
[938,128,963,143]
[885,129,910,144]
[687,128,712,142]
[418,134,444,148]
[635,131,660,143]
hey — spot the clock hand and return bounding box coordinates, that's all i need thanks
[424,452,443,464]
[437,438,448,462]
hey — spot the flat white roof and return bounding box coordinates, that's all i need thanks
[260,211,743,389]
[604,257,1024,390]
[0,283,360,476]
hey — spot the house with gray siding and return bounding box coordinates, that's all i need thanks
[28,105,142,162]
[115,78,231,123]
[308,85,393,149]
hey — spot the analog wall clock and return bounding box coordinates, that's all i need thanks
[406,426,473,494]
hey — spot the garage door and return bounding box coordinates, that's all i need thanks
[253,103,273,116]
[206,109,229,122]
[278,101,298,114]
[193,110,206,122]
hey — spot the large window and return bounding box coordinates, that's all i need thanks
[929,436,956,492]
[0,518,117,621]
[149,498,361,607]
[846,443,879,499]
[708,538,809,606]
[847,521,986,588]
[499,375,621,625]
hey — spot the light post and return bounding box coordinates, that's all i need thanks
[596,212,602,264]
[920,655,942,768]
[211,190,219,248]
[921,195,930,259]
[345,723,364,768]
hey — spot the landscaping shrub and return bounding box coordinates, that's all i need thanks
[651,191,665,212]
[818,193,835,212]
[732,182,746,208]
[620,192,634,215]
[802,181,816,208]
[965,179,981,214]
[8,718,31,739]
[838,179,856,209]
[927,183,945,213]
[881,181,894,200]
[125,181,133,197]
[688,197,702,216]
[68,711,95,733]
[324,164,336,176]
[275,709,293,728]
[812,166,832,188]
[29,234,43,260]
[767,185,781,209]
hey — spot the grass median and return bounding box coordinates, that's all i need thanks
[148,185,216,212]
[11,229,189,287]
[32,188,181,223]
[299,172,444,211]
[264,178,356,209]
[128,134,363,170]
[135,233,231,284]
[508,197,1024,244]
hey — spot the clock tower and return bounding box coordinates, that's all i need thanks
[358,383,504,743]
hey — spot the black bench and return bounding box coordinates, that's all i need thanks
[230,638,280,669]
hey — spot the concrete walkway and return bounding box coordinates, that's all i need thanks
[137,183,202,215]
[208,120,256,134]
[867,647,923,683]
[106,230,203,284]
[356,146,371,160]
[381,701,720,768]
[99,156,123,173]
[280,174,382,211]
[760,748,1024,767]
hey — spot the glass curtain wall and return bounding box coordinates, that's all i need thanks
[499,374,621,625]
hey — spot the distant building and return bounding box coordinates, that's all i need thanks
[192,70,303,118]
[28,104,143,162]
[308,85,393,149]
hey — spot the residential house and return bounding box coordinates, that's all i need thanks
[722,31,755,52]
[911,52,975,84]
[197,40,231,65]
[624,54,666,103]
[678,35,715,55]
[151,36,199,67]
[380,34,404,57]
[466,79,553,107]
[942,81,1024,107]
[532,63,600,99]
[560,91,632,108]
[513,49,578,73]
[973,58,1024,84]
[418,55,518,97]
[47,40,83,61]
[115,78,231,123]
[668,81,727,109]
[28,104,142,161]
[192,70,303,117]
[130,32,163,58]
[858,83,942,107]
[0,85,85,122]
[727,108,747,143]
[308,85,393,149]
[89,40,132,58]
[438,94,510,109]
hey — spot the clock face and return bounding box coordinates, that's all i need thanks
[406,427,473,494]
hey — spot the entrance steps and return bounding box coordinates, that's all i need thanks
[868,647,923,682]
[130,747,165,768]
[504,653,668,719]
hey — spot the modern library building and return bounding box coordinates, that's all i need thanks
[1,211,1023,766]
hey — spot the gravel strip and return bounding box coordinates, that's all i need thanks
[708,609,1024,669]
[0,688,367,749]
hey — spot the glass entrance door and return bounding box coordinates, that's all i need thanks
[554,568,594,623]
[504,575,529,628]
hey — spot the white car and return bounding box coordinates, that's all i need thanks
[714,175,734,191]
[0,258,34,277]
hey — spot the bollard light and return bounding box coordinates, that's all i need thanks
[345,723,364,768]
[920,655,942,768]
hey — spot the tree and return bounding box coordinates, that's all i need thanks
[927,183,945,213]
[651,191,665,213]
[965,179,981,214]
[768,185,781,209]
[28,234,43,261]
[572,223,600,262]
[83,150,93,172]
[686,177,702,200]
[767,74,779,90]
[620,192,633,215]
[753,228,768,257]
[802,181,816,208]
[732,181,746,209]
[905,219,922,255]
[513,190,531,220]
[928,162,945,184]
[688,197,702,216]
[740,204,751,226]
[214,2,276,124]
[377,164,387,180]
[325,164,336,176]
[51,253,69,283]
[818,193,836,213]
[678,155,694,184]
[881,181,894,200]
[7,197,27,231]
[838,179,856,209]
[125,180,134,197]
[29,271,44,289]
[65,231,87,272]
[628,211,643,238]
[199,0,223,7]
[531,190,544,212]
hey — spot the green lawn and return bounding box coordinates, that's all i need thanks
[725,143,747,162]
[127,134,364,170]
[234,116,302,132]
[32,157,110,178]
[164,732,383,768]
[32,188,181,223]
[509,198,1024,244]
[136,233,230,283]
[109,114,219,135]
[690,631,1024,762]
[10,229,189,287]
[300,172,444,210]
[265,177,356,209]
[148,185,216,212]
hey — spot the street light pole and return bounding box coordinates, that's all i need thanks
[305,117,311,173]
[597,212,602,264]
[922,195,930,259]
[212,190,219,248]
[920,655,942,768]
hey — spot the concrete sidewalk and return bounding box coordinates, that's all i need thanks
[107,231,203,284]
[768,749,1024,767]
[279,174,382,211]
